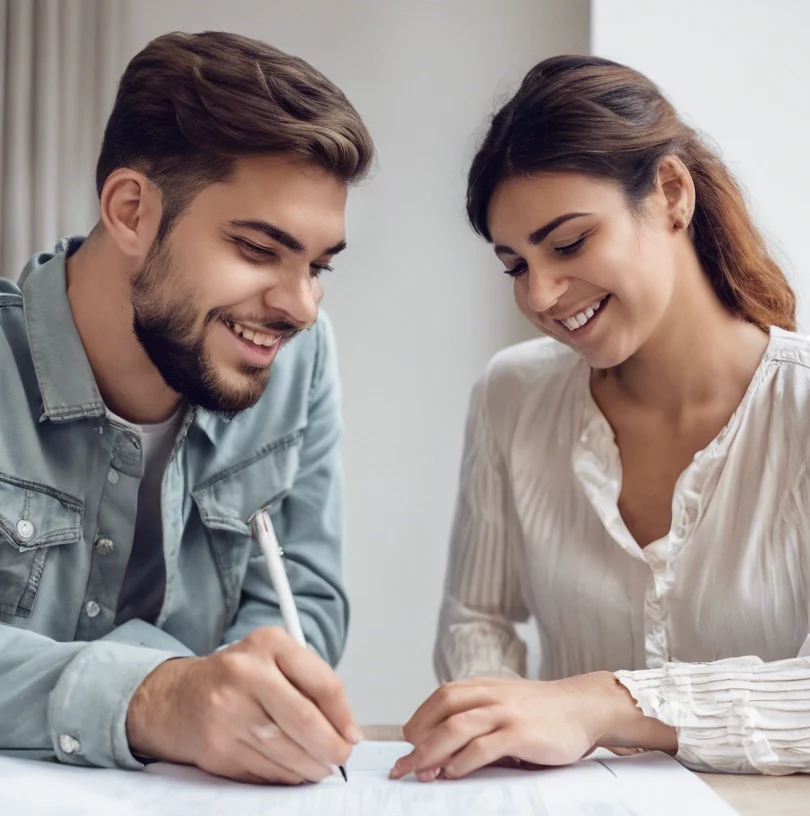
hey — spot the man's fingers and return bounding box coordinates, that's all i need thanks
[247,722,334,782]
[273,637,361,744]
[256,666,352,768]
[402,685,498,745]
[232,741,308,785]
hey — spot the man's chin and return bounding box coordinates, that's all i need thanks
[195,365,272,416]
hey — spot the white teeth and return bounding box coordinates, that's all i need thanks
[225,319,278,348]
[562,297,606,332]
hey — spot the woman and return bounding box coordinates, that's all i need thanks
[390,55,810,782]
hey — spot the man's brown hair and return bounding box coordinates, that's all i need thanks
[97,31,374,240]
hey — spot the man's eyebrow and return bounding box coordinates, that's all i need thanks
[493,212,592,256]
[228,220,347,257]
[228,219,305,253]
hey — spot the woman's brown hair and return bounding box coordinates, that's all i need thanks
[97,31,374,242]
[467,55,795,331]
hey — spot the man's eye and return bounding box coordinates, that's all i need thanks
[235,238,277,260]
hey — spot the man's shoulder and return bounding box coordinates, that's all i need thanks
[0,277,23,310]
[192,313,338,456]
[257,311,336,406]
[0,277,27,358]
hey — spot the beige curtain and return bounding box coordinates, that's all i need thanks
[0,0,125,281]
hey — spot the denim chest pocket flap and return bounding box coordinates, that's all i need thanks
[192,430,303,535]
[0,473,83,618]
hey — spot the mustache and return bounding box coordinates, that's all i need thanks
[206,309,305,341]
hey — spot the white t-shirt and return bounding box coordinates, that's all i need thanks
[113,407,184,625]
[436,327,810,775]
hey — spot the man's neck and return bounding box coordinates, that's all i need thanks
[65,232,182,424]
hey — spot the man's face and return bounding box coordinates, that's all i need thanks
[131,155,348,415]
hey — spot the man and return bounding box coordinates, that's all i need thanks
[0,31,373,784]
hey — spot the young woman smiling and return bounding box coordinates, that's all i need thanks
[392,55,810,781]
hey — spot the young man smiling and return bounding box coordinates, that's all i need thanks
[0,32,373,784]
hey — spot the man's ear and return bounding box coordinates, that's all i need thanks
[98,168,163,262]
[656,154,695,231]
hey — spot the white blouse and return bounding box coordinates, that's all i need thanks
[435,327,810,775]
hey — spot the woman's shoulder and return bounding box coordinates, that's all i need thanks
[482,336,581,394]
[767,328,810,425]
[474,337,582,438]
[769,327,810,364]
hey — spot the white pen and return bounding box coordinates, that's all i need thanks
[250,508,348,782]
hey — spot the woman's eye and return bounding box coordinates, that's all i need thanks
[310,263,334,278]
[503,261,527,278]
[554,234,588,256]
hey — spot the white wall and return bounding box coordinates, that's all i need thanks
[592,0,810,329]
[124,0,589,723]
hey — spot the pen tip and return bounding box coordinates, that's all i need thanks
[339,765,348,782]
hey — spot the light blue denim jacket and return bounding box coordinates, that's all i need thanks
[0,239,347,769]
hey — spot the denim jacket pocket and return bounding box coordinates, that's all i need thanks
[191,430,303,602]
[0,473,83,617]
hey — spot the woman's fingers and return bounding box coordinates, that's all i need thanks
[442,732,515,779]
[402,683,500,746]
[391,707,499,779]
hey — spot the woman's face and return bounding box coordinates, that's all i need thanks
[487,171,679,369]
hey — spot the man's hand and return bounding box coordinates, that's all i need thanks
[126,626,362,784]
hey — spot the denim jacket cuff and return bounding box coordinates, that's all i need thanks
[47,641,179,769]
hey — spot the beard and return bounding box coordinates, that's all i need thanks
[131,238,283,417]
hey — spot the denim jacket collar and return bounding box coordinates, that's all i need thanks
[19,237,105,423]
[19,237,223,444]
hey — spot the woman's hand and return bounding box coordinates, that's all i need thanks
[389,672,677,782]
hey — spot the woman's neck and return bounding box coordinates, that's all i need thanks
[594,261,771,419]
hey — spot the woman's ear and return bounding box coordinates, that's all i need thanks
[98,168,163,263]
[656,155,695,232]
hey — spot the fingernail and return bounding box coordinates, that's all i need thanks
[444,764,456,778]
[348,725,364,744]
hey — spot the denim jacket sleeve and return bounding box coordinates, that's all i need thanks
[219,314,349,664]
[0,620,192,768]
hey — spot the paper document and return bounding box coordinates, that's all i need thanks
[0,742,739,815]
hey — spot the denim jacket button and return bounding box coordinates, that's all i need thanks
[85,600,101,618]
[94,537,115,555]
[16,519,34,541]
[59,734,81,755]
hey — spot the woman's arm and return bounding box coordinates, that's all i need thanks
[434,378,530,683]
[392,651,810,781]
[616,652,810,775]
